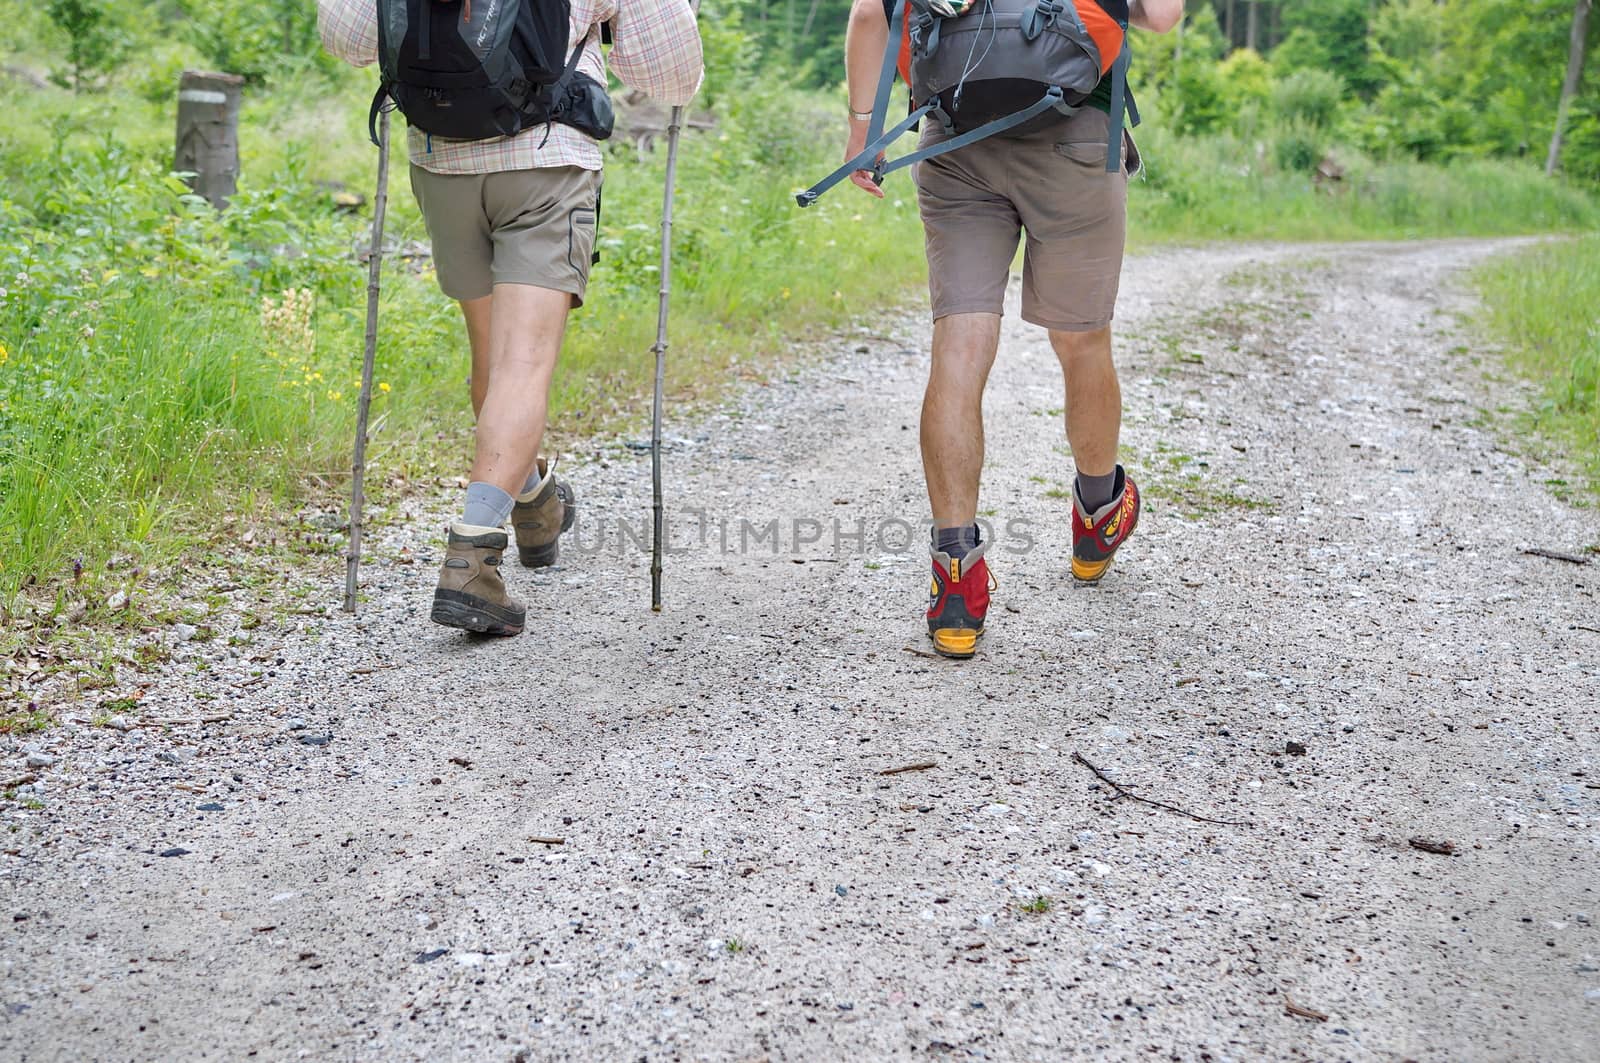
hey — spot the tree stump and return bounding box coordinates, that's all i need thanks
[174,71,243,209]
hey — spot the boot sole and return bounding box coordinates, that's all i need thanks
[518,541,560,568]
[1072,556,1113,582]
[430,589,525,636]
[929,626,984,659]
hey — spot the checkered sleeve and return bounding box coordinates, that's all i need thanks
[318,0,379,68]
[608,0,704,106]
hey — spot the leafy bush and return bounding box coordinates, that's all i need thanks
[1273,68,1345,130]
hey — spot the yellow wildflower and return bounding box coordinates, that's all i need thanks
[378,381,391,393]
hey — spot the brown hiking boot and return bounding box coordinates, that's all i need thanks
[430,523,525,636]
[511,456,577,568]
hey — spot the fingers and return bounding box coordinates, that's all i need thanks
[848,170,885,198]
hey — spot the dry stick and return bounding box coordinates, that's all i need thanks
[1282,991,1329,1022]
[2,774,38,790]
[1072,752,1254,828]
[344,106,393,613]
[529,836,565,846]
[1521,547,1590,565]
[649,101,686,613]
[879,761,937,776]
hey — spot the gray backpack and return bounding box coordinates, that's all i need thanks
[798,0,1136,208]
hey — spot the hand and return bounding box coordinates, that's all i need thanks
[844,121,885,199]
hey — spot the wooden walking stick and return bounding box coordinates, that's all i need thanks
[344,107,392,613]
[650,99,687,612]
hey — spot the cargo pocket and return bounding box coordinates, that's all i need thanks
[566,207,597,279]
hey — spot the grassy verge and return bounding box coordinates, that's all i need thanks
[1128,126,1600,243]
[1474,236,1600,502]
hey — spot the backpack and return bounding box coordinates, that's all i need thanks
[370,0,612,146]
[798,0,1137,208]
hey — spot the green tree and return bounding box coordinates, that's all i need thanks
[44,0,124,92]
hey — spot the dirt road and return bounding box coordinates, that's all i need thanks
[4,240,1598,1061]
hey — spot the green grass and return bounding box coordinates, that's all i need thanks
[1475,236,1600,498]
[1129,126,1600,243]
[0,69,926,606]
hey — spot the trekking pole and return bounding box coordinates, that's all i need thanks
[650,95,688,612]
[344,106,392,613]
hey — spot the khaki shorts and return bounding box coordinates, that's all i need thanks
[409,164,601,304]
[916,107,1139,332]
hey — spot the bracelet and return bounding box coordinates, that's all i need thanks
[849,108,874,121]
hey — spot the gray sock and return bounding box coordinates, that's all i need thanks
[932,522,980,557]
[1075,468,1119,513]
[519,468,542,496]
[462,481,514,529]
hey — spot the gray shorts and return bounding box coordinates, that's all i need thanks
[409,164,602,304]
[916,107,1138,332]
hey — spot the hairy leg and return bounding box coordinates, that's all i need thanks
[1049,326,1120,477]
[922,312,1002,528]
[468,284,571,496]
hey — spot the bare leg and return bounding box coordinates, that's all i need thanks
[468,284,571,496]
[921,312,1002,527]
[459,295,491,418]
[1049,326,1120,478]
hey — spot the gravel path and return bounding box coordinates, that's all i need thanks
[4,239,1598,1062]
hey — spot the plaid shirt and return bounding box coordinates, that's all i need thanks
[317,0,702,174]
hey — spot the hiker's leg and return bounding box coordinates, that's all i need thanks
[460,296,492,418]
[1050,325,1120,481]
[922,312,1002,528]
[468,283,571,497]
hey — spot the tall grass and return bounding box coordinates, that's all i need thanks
[1475,236,1600,496]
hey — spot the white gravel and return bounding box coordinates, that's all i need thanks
[3,239,1598,1061]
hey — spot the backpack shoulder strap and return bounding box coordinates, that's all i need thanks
[797,0,914,207]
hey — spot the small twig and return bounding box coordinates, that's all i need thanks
[879,761,937,776]
[1521,547,1590,565]
[1072,752,1253,828]
[2,774,38,790]
[349,664,394,676]
[234,675,265,690]
[1283,992,1328,1022]
[1573,625,1600,635]
[529,836,565,846]
[146,713,233,727]
[1407,837,1456,855]
[901,645,942,660]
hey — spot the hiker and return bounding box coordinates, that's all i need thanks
[318,0,702,635]
[839,0,1182,658]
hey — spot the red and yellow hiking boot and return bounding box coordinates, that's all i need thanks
[1072,465,1140,582]
[927,542,994,659]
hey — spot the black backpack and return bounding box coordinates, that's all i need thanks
[370,0,612,146]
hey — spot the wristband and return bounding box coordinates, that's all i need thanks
[849,108,874,121]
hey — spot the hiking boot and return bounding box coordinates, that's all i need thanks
[1071,465,1140,582]
[430,522,525,636]
[927,541,994,659]
[511,457,577,568]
